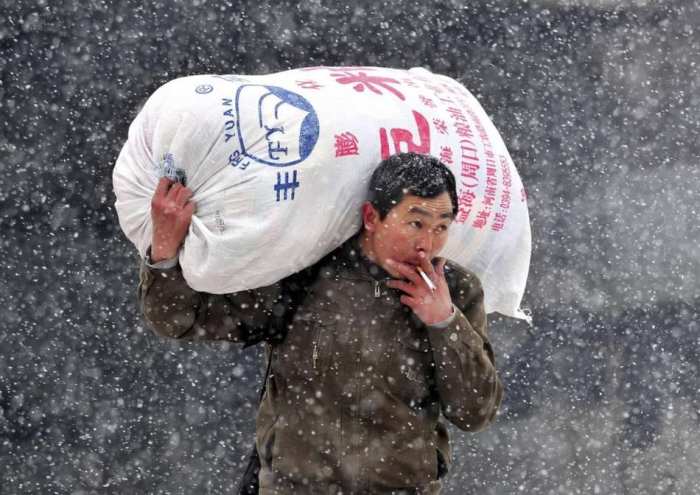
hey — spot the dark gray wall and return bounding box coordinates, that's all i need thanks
[1,0,698,493]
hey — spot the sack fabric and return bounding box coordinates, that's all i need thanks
[113,66,531,321]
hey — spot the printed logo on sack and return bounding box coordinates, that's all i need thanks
[235,85,319,167]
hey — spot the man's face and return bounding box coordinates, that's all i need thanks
[363,192,454,278]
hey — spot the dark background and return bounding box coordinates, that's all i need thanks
[1,0,698,493]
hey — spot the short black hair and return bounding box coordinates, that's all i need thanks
[367,152,458,220]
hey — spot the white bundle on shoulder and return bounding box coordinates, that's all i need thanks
[113,67,531,322]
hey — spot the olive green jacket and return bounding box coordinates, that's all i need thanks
[138,238,503,494]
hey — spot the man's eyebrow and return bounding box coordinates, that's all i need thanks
[408,206,455,220]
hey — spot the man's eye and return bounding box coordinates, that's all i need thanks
[410,221,422,229]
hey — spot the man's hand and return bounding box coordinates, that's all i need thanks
[150,177,195,262]
[385,255,453,326]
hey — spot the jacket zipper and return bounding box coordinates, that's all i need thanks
[312,341,319,370]
[313,323,323,370]
[374,280,381,298]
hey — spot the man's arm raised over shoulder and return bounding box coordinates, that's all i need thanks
[137,177,286,344]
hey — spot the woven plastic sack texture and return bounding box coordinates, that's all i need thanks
[113,67,531,321]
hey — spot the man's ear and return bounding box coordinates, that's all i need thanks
[362,202,380,232]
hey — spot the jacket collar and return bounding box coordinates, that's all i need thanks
[337,232,392,282]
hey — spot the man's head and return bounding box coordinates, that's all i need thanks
[361,153,458,277]
[366,153,458,221]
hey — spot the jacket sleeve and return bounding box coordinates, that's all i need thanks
[426,265,504,431]
[137,259,287,344]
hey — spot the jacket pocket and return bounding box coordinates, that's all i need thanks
[289,310,336,376]
[393,330,433,404]
[312,315,337,375]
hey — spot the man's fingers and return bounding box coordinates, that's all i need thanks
[386,259,421,284]
[166,182,183,200]
[400,295,420,309]
[386,279,417,296]
[435,257,447,279]
[174,187,193,207]
[420,253,437,278]
[154,177,174,199]
[183,201,196,217]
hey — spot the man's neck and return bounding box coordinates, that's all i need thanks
[358,230,377,265]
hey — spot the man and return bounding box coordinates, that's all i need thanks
[138,152,503,494]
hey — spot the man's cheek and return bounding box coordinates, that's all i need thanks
[392,235,410,252]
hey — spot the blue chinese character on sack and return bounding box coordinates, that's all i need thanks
[228,150,250,170]
[234,85,319,167]
[274,170,300,201]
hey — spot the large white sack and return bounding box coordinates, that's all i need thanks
[113,67,531,322]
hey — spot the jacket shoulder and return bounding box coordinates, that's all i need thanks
[444,260,483,292]
[443,260,485,318]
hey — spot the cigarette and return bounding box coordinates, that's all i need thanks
[416,267,436,292]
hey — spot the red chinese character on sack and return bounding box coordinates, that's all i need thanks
[296,80,323,90]
[402,78,419,88]
[432,118,448,135]
[447,107,467,123]
[424,83,443,95]
[329,70,406,101]
[456,190,476,224]
[472,210,490,229]
[491,212,507,232]
[379,111,430,159]
[439,146,454,165]
[334,132,360,157]
[483,187,497,206]
[419,95,436,108]
[455,122,472,139]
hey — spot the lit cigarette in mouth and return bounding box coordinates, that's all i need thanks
[416,267,436,293]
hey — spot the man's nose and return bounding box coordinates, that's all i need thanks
[416,231,434,254]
